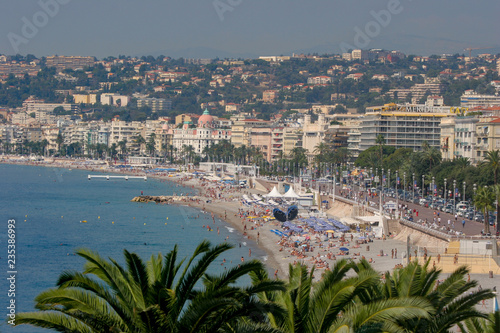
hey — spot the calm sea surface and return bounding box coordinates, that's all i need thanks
[0,164,266,332]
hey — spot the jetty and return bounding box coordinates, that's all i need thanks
[131,195,203,203]
[88,175,147,181]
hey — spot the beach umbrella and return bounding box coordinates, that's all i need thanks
[339,247,349,252]
[287,205,298,221]
[494,296,499,312]
[273,208,287,223]
[325,230,335,233]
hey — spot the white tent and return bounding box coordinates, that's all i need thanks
[265,186,283,198]
[283,187,300,199]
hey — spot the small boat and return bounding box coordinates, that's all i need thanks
[80,220,87,223]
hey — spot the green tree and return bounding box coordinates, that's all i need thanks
[480,150,500,185]
[16,241,285,332]
[118,140,128,159]
[475,186,495,234]
[375,260,494,333]
[375,134,385,168]
[420,141,442,172]
[146,133,156,156]
[460,311,500,333]
[254,260,433,333]
[56,133,64,154]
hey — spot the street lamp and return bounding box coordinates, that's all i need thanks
[388,169,391,197]
[396,170,399,217]
[453,180,457,216]
[432,176,435,208]
[473,183,477,221]
[422,174,425,198]
[380,168,384,214]
[403,172,406,201]
[444,178,447,206]
[412,173,415,202]
[463,181,466,204]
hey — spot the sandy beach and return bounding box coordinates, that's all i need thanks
[2,155,499,300]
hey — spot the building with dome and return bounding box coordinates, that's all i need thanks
[171,109,231,156]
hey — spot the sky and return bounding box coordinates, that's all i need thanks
[1,0,499,59]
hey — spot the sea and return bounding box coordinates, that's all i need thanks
[0,164,267,332]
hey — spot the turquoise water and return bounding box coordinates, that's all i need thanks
[0,164,266,332]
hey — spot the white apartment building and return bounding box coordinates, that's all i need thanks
[440,116,480,163]
[23,99,79,114]
[100,94,131,107]
[302,113,329,159]
[358,104,451,153]
[307,76,332,85]
[109,119,143,147]
[460,90,500,108]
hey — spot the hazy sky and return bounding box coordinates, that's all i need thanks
[1,0,499,59]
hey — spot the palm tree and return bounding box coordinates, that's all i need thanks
[493,184,500,235]
[420,141,441,171]
[146,133,156,157]
[460,311,500,333]
[56,132,64,154]
[455,156,471,170]
[134,134,146,155]
[480,150,500,185]
[376,134,385,167]
[475,186,495,234]
[118,139,128,160]
[374,259,495,333]
[16,241,285,332]
[254,260,433,333]
[332,147,351,167]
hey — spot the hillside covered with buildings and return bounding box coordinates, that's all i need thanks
[1,51,500,167]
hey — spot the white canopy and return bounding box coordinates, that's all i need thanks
[283,187,300,198]
[265,186,283,198]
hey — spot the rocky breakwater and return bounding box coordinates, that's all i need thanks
[131,195,203,204]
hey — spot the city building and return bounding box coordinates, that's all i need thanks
[475,117,500,161]
[358,103,452,153]
[100,94,131,107]
[109,119,143,147]
[231,118,272,148]
[460,90,500,108]
[440,116,480,163]
[73,94,98,104]
[137,98,172,112]
[23,98,79,114]
[263,90,278,103]
[171,109,231,156]
[302,113,329,159]
[175,114,201,126]
[307,76,332,85]
[45,56,95,71]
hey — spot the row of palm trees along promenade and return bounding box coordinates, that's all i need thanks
[8,143,500,332]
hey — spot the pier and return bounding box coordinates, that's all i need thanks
[88,175,147,181]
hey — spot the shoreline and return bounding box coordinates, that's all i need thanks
[0,157,286,274]
[3,157,499,287]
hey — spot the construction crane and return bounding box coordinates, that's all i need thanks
[464,47,494,59]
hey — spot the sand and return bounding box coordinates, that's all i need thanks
[3,156,499,295]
